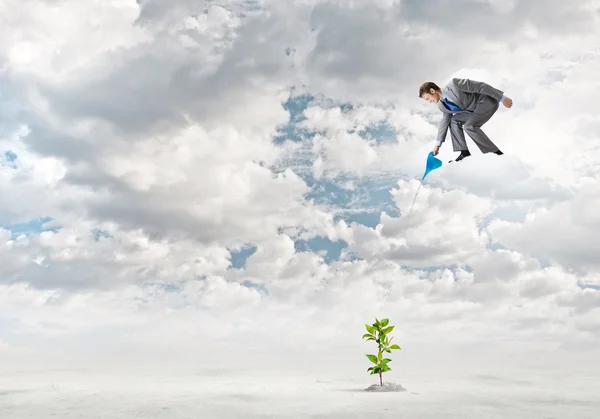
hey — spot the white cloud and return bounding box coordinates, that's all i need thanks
[340,180,495,267]
[1,0,599,378]
[488,177,600,273]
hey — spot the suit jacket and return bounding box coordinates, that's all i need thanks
[435,78,504,146]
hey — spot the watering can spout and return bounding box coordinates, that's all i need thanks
[422,151,442,180]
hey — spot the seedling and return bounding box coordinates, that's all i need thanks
[362,317,402,386]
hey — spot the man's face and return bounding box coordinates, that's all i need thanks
[421,89,440,103]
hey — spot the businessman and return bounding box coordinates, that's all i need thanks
[419,78,513,162]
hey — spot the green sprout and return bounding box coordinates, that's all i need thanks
[362,317,402,386]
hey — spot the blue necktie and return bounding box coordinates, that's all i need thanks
[442,97,462,111]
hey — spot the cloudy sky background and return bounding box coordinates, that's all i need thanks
[1,0,600,376]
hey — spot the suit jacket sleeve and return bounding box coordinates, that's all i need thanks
[436,112,451,146]
[452,78,504,102]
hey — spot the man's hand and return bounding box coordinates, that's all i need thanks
[502,97,513,108]
[432,145,440,156]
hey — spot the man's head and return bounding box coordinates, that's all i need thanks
[419,82,442,103]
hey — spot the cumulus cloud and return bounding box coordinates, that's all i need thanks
[340,180,494,267]
[1,0,600,375]
[488,177,600,273]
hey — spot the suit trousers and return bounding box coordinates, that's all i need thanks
[448,96,500,153]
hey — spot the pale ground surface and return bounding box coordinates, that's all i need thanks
[1,366,598,418]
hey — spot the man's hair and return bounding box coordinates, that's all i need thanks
[419,82,440,97]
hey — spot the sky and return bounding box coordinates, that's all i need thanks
[1,0,600,377]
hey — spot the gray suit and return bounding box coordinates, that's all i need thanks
[435,78,504,153]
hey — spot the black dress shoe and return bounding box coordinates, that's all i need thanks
[494,150,503,155]
[450,150,470,163]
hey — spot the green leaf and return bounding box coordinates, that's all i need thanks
[362,318,402,380]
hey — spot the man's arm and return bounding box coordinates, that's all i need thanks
[452,78,504,102]
[435,112,451,147]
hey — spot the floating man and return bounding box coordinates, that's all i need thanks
[419,78,513,162]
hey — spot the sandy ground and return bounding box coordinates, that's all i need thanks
[1,367,598,418]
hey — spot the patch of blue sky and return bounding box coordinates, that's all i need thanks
[221,245,269,294]
[273,93,317,144]
[241,280,268,295]
[276,93,396,144]
[1,216,61,238]
[273,92,403,221]
[294,236,347,264]
[1,150,18,168]
[274,93,376,145]
[356,119,397,145]
[404,264,474,274]
[91,229,113,241]
[304,174,401,228]
[228,244,257,269]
